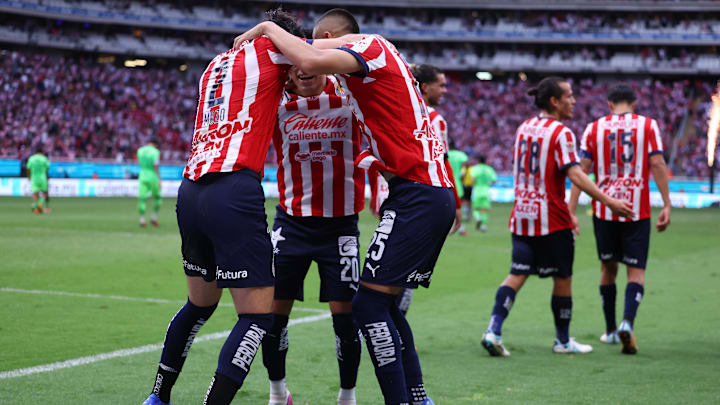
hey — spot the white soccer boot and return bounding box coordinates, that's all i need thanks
[600,330,619,344]
[481,330,511,357]
[552,337,593,354]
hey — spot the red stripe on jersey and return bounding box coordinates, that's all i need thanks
[306,97,320,110]
[331,140,345,216]
[309,142,324,216]
[289,142,304,214]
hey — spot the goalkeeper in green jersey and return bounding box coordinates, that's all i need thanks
[470,155,497,232]
[26,148,50,214]
[137,139,162,227]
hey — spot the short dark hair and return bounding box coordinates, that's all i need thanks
[149,137,160,146]
[607,83,637,104]
[477,155,487,164]
[316,8,360,35]
[527,76,566,112]
[266,8,305,37]
[410,64,442,87]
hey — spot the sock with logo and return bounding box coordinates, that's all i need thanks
[623,282,644,328]
[389,303,426,404]
[488,285,516,336]
[261,314,289,382]
[395,288,413,317]
[352,285,409,404]
[205,313,273,404]
[332,313,361,389]
[551,295,572,344]
[599,284,617,332]
[153,299,217,403]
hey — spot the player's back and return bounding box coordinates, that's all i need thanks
[336,35,451,188]
[448,149,468,188]
[472,164,496,191]
[137,145,159,179]
[509,116,579,236]
[184,37,292,180]
[581,112,662,222]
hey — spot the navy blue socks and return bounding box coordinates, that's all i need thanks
[488,286,516,336]
[551,295,572,344]
[154,299,217,403]
[352,285,409,404]
[261,314,290,381]
[332,313,362,389]
[204,313,273,405]
[389,303,426,403]
[624,282,644,327]
[599,284,617,332]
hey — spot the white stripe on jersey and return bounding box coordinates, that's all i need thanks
[220,45,259,172]
[334,74,385,166]
[538,122,555,235]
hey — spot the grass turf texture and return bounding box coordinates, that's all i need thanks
[0,196,718,404]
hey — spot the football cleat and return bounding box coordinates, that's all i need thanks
[417,398,435,405]
[481,330,510,357]
[618,320,638,355]
[151,219,160,227]
[600,331,619,344]
[552,337,593,354]
[268,389,293,405]
[142,394,170,405]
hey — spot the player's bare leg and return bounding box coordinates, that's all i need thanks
[618,266,645,354]
[482,274,527,357]
[551,277,592,354]
[599,262,620,344]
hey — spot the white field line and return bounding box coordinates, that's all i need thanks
[0,287,328,313]
[0,312,331,379]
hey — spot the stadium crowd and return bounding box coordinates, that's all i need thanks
[0,48,713,176]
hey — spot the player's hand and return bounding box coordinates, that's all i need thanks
[450,208,462,234]
[570,213,580,236]
[233,22,269,49]
[656,205,671,232]
[607,198,634,219]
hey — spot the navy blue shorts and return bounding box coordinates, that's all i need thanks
[510,229,574,279]
[176,169,274,289]
[272,206,360,302]
[593,217,650,269]
[361,177,455,289]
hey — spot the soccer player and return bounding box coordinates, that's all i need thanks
[568,84,671,355]
[261,66,364,405]
[141,10,308,405]
[470,155,497,232]
[137,139,162,227]
[26,148,50,214]
[479,76,634,357]
[410,64,462,233]
[235,11,456,404]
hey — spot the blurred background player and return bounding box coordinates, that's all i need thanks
[469,155,496,232]
[262,61,364,405]
[568,83,671,355]
[461,161,474,225]
[234,12,457,404]
[142,10,306,405]
[480,76,634,357]
[447,140,469,235]
[26,147,50,214]
[137,138,162,227]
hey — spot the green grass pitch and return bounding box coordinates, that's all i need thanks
[0,196,718,404]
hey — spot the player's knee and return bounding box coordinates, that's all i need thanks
[552,276,572,295]
[627,267,645,284]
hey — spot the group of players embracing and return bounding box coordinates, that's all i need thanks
[141,7,671,405]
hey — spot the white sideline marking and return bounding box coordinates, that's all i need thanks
[0,312,331,379]
[0,287,328,313]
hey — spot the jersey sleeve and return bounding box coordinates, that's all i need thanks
[554,128,580,171]
[433,116,448,151]
[337,35,386,78]
[579,122,594,160]
[259,37,293,66]
[648,118,663,156]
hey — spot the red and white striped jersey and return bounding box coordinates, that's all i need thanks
[580,113,663,221]
[368,167,390,213]
[429,107,448,150]
[273,78,365,217]
[183,37,292,180]
[335,35,453,188]
[509,116,580,236]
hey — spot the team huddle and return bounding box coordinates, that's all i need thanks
[141,8,672,405]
